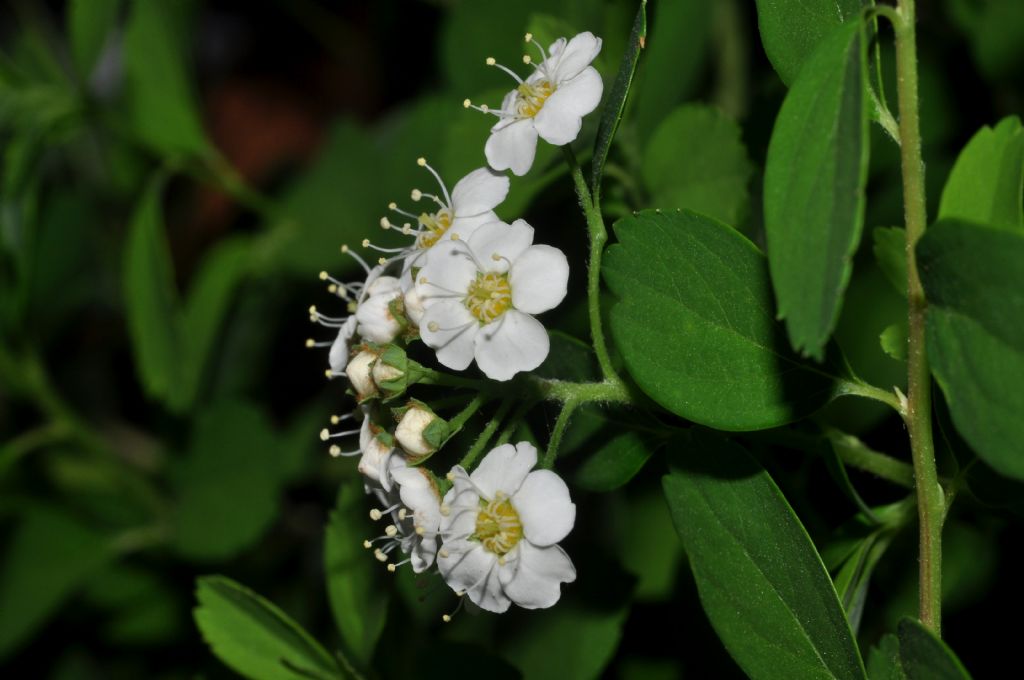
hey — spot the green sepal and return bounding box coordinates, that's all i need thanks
[376,430,395,448]
[375,344,411,399]
[423,417,451,451]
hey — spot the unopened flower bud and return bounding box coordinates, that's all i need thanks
[396,405,443,457]
[403,285,426,325]
[345,350,377,398]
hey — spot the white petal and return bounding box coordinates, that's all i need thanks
[448,211,497,242]
[513,469,576,546]
[538,38,568,75]
[470,441,537,499]
[358,438,395,491]
[474,309,549,381]
[328,318,355,373]
[365,275,401,297]
[466,219,535,273]
[533,67,603,146]
[485,118,539,176]
[437,540,510,613]
[451,168,510,217]
[355,292,401,343]
[416,240,476,304]
[551,32,602,82]
[510,245,570,315]
[500,542,576,609]
[420,300,478,371]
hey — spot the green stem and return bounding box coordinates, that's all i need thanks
[540,399,581,469]
[0,421,70,474]
[835,379,904,415]
[893,0,944,635]
[493,399,538,447]
[445,394,488,434]
[459,400,513,469]
[825,429,916,489]
[416,365,491,391]
[537,378,632,405]
[562,146,623,387]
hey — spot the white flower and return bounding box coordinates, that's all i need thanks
[395,404,443,458]
[415,219,569,381]
[364,457,443,573]
[345,350,378,399]
[327,316,357,375]
[355,408,397,490]
[468,32,603,176]
[400,269,426,326]
[355,275,402,343]
[437,442,576,613]
[375,161,510,270]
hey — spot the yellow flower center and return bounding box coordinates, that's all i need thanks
[474,494,523,556]
[464,271,512,324]
[416,209,454,249]
[515,80,556,118]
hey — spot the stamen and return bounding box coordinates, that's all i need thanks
[340,244,373,275]
[485,56,524,84]
[416,157,453,208]
[328,445,360,458]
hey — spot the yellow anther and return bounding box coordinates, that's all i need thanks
[377,257,387,265]
[363,539,372,549]
[411,189,422,201]
[330,415,341,425]
[522,55,532,64]
[329,445,341,456]
[380,217,391,228]
[524,32,533,42]
[369,509,382,520]
[327,284,338,294]
[305,339,315,348]
[442,614,452,623]
[319,271,328,280]
[387,564,397,572]
[341,244,349,253]
[320,428,330,441]
[485,57,496,66]
[463,98,471,108]
[417,157,427,166]
[388,202,398,210]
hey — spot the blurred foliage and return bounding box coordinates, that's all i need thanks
[0,0,1022,678]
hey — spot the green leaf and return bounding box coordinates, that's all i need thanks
[178,237,252,408]
[918,219,1024,352]
[866,634,906,680]
[917,220,1024,479]
[122,175,182,404]
[939,116,1024,230]
[663,431,866,680]
[122,0,208,156]
[872,227,907,298]
[194,575,342,680]
[172,401,281,561]
[897,618,972,680]
[604,209,840,431]
[574,431,661,492]
[879,323,907,361]
[619,488,683,602]
[753,0,863,85]
[499,605,628,680]
[764,19,870,360]
[643,105,753,226]
[68,0,121,77]
[592,0,646,199]
[631,0,711,143]
[0,505,114,659]
[325,486,388,668]
[832,530,896,633]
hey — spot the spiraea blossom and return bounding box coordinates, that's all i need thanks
[416,219,569,381]
[437,442,576,613]
[466,32,603,176]
[364,457,443,573]
[375,160,510,270]
[354,275,402,344]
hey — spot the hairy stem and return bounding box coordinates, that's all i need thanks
[562,146,624,388]
[459,400,513,469]
[836,379,904,415]
[540,399,581,469]
[825,429,916,489]
[892,0,944,635]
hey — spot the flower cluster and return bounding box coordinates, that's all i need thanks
[309,31,602,615]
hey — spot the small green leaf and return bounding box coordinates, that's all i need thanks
[592,0,646,199]
[832,530,896,633]
[178,237,252,409]
[574,431,660,492]
[172,401,280,561]
[325,486,388,667]
[194,575,342,680]
[879,323,907,361]
[753,0,863,85]
[500,605,628,680]
[764,19,870,360]
[939,116,1024,230]
[122,0,208,156]
[867,634,906,680]
[604,210,840,431]
[68,0,121,77]
[643,105,753,226]
[872,227,908,298]
[0,505,115,659]
[122,175,182,404]
[918,220,1024,479]
[663,431,866,680]
[897,618,972,680]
